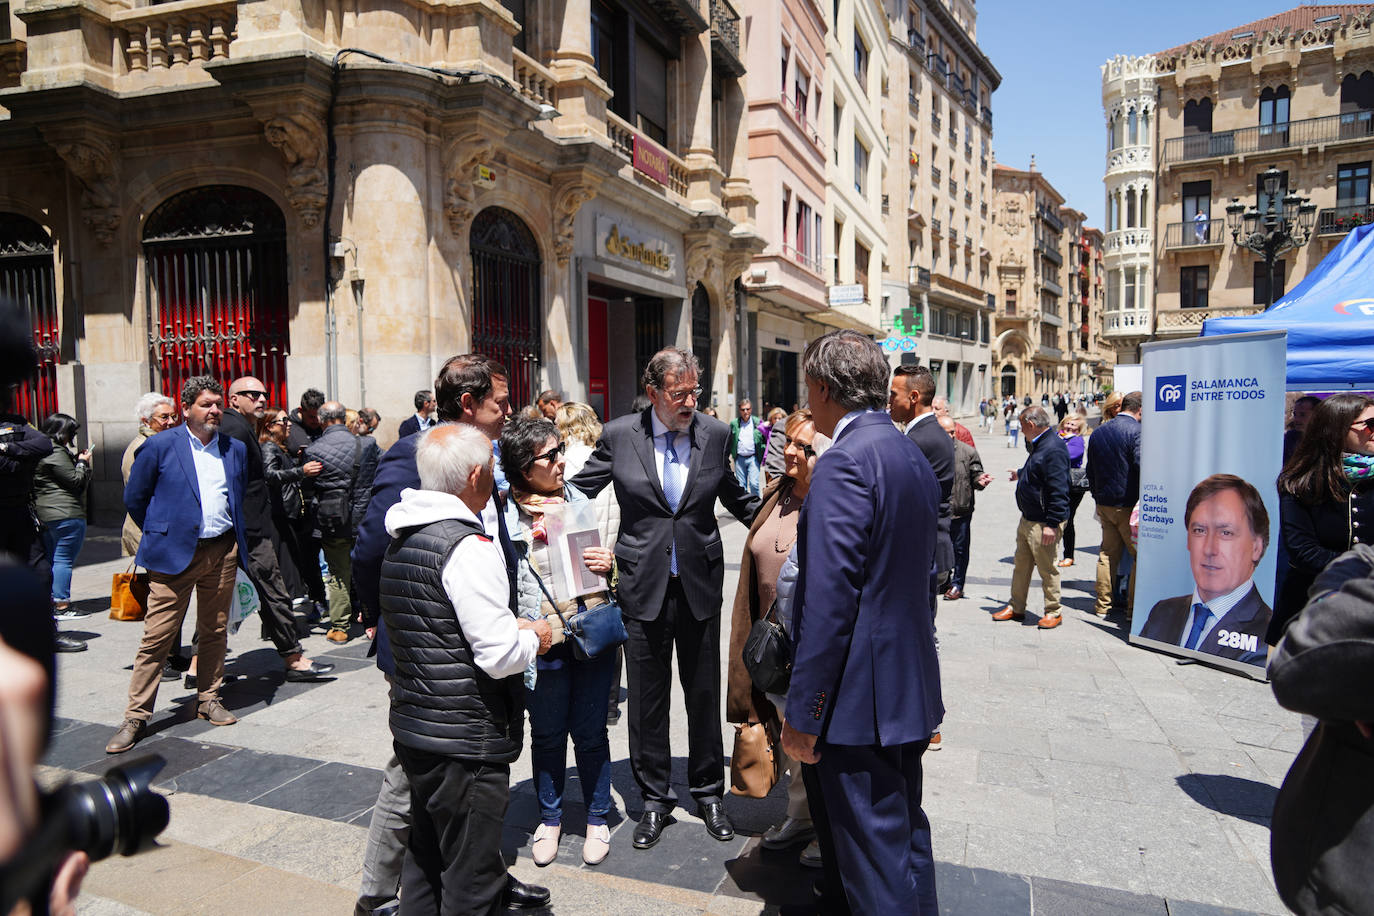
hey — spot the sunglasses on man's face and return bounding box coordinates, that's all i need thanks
[234,390,268,401]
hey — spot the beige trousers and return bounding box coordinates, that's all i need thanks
[124,534,237,720]
[1009,517,1063,617]
[1094,505,1137,617]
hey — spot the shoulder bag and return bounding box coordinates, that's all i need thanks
[743,600,792,695]
[526,559,628,661]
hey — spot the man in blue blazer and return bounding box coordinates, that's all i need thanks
[107,375,251,754]
[782,330,944,914]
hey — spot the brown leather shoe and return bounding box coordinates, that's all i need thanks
[326,629,350,644]
[943,587,963,601]
[197,699,238,726]
[1038,614,1063,629]
[106,718,147,754]
[991,605,1024,621]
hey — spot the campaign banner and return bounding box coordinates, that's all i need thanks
[1129,331,1286,679]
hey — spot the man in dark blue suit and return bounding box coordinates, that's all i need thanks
[782,330,943,914]
[107,376,251,754]
[396,389,436,440]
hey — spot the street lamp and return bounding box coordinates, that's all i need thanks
[1225,165,1318,309]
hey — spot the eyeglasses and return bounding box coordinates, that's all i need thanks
[527,443,566,467]
[783,434,816,460]
[659,386,702,404]
[234,390,268,401]
[271,418,290,427]
[1351,418,1374,433]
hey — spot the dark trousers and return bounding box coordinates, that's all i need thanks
[0,508,51,595]
[801,762,853,916]
[291,516,327,604]
[244,534,304,658]
[625,577,724,812]
[272,512,308,600]
[812,739,936,915]
[949,514,972,591]
[1062,488,1086,557]
[394,742,509,916]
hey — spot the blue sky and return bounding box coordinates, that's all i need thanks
[977,0,1298,227]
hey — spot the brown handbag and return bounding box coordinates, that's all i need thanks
[109,564,149,621]
[729,720,781,798]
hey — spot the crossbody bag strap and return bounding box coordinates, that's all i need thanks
[523,556,571,630]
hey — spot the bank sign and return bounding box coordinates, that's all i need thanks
[595,216,676,278]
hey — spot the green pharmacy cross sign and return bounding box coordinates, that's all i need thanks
[893,307,923,336]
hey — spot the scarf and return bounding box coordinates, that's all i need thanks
[1342,453,1374,483]
[513,490,565,542]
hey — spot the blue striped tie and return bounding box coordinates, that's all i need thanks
[663,431,683,575]
[1184,603,1213,651]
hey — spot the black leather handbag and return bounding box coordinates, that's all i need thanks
[743,601,792,695]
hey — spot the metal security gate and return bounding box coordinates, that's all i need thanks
[0,213,59,425]
[470,207,542,408]
[143,187,290,406]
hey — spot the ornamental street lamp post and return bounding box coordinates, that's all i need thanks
[1225,165,1318,309]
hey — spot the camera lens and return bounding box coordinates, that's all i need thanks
[53,754,169,861]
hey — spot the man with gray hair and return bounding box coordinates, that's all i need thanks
[571,346,758,850]
[305,400,380,642]
[994,405,1071,629]
[381,423,553,914]
[121,393,178,558]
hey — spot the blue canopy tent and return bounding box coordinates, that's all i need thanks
[1201,224,1374,390]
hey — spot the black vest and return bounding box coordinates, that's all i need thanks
[380,516,524,762]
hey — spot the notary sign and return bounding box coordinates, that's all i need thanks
[1130,330,1286,679]
[633,135,670,186]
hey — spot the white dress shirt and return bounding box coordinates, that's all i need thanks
[1185,578,1255,649]
[905,411,937,434]
[833,408,877,441]
[649,409,693,490]
[187,426,233,538]
[414,413,435,432]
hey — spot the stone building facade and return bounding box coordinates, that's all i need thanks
[1100,53,1156,363]
[0,0,761,520]
[881,0,998,415]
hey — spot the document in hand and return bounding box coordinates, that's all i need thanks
[543,500,605,600]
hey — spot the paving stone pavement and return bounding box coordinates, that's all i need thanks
[43,422,1298,915]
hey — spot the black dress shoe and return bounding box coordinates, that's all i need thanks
[55,634,87,653]
[632,810,674,849]
[284,660,336,682]
[698,801,734,841]
[501,873,550,910]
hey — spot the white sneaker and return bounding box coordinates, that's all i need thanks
[531,823,560,866]
[799,838,823,869]
[582,823,611,865]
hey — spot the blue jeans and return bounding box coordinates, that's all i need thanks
[526,650,617,824]
[734,454,760,496]
[42,517,86,603]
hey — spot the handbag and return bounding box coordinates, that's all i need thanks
[743,600,793,695]
[729,720,780,798]
[109,563,149,621]
[527,560,628,661]
[1070,466,1090,494]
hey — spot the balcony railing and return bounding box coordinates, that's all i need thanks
[513,49,556,107]
[1155,305,1263,333]
[709,0,744,77]
[1105,228,1151,252]
[929,53,947,77]
[981,156,988,173]
[1037,345,1063,361]
[1042,278,1063,297]
[1317,204,1374,236]
[1037,239,1063,266]
[948,127,957,145]
[116,1,237,73]
[982,107,992,127]
[951,74,965,96]
[948,179,956,196]
[606,112,689,195]
[1104,309,1152,335]
[964,190,973,207]
[931,165,941,185]
[909,266,931,289]
[908,90,919,111]
[781,244,822,274]
[1163,218,1225,249]
[1161,111,1374,165]
[965,142,973,159]
[1038,205,1064,232]
[907,29,925,56]
[932,218,943,236]
[932,113,941,133]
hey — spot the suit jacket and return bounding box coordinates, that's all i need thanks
[124,427,249,576]
[785,411,943,746]
[906,413,954,573]
[1141,586,1271,666]
[218,408,273,540]
[569,408,758,622]
[397,414,425,440]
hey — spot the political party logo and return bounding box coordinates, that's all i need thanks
[1334,298,1374,316]
[1156,375,1186,412]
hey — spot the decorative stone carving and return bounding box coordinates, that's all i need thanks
[684,239,718,293]
[1348,10,1373,32]
[263,113,327,228]
[52,136,121,245]
[551,176,601,265]
[443,136,495,236]
[1261,28,1288,53]
[1002,199,1024,237]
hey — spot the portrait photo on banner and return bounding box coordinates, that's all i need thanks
[1130,331,1287,679]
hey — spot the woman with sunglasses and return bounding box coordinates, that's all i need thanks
[500,415,618,869]
[1270,394,1374,644]
[725,408,825,867]
[260,407,323,603]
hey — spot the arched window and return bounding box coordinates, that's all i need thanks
[1000,363,1016,398]
[143,186,289,405]
[1259,85,1290,148]
[0,213,59,424]
[1128,109,1138,145]
[470,207,542,408]
[1139,187,1149,229]
[690,283,713,405]
[1126,188,1137,228]
[1340,71,1374,138]
[1141,108,1150,142]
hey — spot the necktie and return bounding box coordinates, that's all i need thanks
[1184,603,1213,651]
[663,431,683,575]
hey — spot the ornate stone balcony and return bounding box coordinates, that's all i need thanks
[1106,144,1151,173]
[1153,305,1262,336]
[1103,308,1152,337]
[114,0,237,82]
[606,111,689,197]
[512,49,555,107]
[1104,228,1152,254]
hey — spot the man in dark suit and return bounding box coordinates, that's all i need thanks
[570,347,759,849]
[782,330,943,914]
[1141,474,1272,666]
[889,365,954,596]
[108,376,251,754]
[396,389,436,439]
[223,376,333,680]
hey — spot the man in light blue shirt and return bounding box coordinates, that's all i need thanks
[728,399,764,496]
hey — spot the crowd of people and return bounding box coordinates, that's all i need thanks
[5,277,1374,914]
